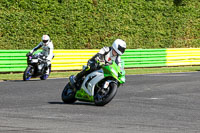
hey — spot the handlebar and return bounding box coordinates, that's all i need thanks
[27,53,47,62]
[26,52,32,57]
[38,58,48,63]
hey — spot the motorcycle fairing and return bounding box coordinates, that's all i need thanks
[75,69,104,102]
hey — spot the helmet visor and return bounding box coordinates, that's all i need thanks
[118,45,125,54]
[43,40,48,43]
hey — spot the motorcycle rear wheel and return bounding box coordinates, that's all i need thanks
[23,66,33,81]
[94,82,118,106]
[62,83,77,104]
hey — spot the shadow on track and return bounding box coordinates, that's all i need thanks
[48,101,96,106]
[6,79,42,82]
[0,80,24,82]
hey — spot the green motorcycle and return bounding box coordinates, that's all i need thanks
[61,61,125,106]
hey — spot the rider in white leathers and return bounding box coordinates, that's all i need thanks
[72,39,126,86]
[29,35,54,75]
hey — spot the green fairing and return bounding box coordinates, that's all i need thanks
[75,88,94,102]
[75,61,125,102]
[102,61,125,84]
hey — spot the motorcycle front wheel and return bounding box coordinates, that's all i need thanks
[61,83,77,104]
[94,82,118,106]
[23,66,33,81]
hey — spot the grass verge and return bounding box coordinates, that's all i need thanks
[0,66,200,81]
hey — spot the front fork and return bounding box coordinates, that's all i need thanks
[97,80,118,95]
[69,75,77,91]
[28,65,34,75]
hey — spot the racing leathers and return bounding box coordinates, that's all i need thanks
[30,41,54,75]
[74,46,123,82]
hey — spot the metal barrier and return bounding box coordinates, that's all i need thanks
[167,48,200,66]
[0,50,98,72]
[0,49,200,72]
[52,50,98,70]
[122,49,167,67]
[0,50,29,72]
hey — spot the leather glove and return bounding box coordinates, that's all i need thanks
[87,60,99,70]
[26,52,32,57]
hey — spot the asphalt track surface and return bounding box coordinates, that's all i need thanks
[1,72,200,133]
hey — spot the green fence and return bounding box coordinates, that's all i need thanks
[122,49,167,67]
[0,49,167,72]
[0,50,41,72]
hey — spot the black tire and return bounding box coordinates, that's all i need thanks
[94,82,118,106]
[61,83,77,104]
[23,66,33,81]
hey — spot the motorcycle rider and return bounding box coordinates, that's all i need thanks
[71,39,126,87]
[28,35,54,75]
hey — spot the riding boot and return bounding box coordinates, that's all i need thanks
[45,61,51,75]
[75,69,87,81]
[46,67,50,75]
[70,69,86,89]
[71,66,92,88]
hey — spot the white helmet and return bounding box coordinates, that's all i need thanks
[42,35,50,45]
[112,39,126,55]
